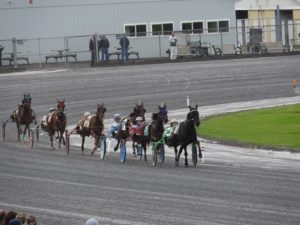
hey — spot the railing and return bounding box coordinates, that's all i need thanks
[1,22,300,68]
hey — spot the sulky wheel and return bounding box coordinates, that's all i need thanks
[65,130,70,155]
[120,141,126,163]
[99,135,107,160]
[159,144,165,164]
[152,143,158,167]
[29,129,34,149]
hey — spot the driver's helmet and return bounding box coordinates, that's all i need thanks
[135,116,143,122]
[114,113,121,121]
[84,112,91,117]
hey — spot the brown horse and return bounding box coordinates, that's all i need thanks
[42,99,67,149]
[11,94,37,141]
[132,102,146,122]
[76,103,106,155]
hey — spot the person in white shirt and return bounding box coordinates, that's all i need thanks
[169,32,178,60]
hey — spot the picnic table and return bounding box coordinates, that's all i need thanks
[108,47,139,60]
[45,49,77,63]
[1,52,29,65]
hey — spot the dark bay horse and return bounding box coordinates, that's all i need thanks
[44,99,67,149]
[165,105,202,166]
[132,104,168,161]
[11,94,37,141]
[113,102,146,154]
[76,103,106,155]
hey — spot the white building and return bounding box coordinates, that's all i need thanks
[235,0,300,46]
[0,0,238,63]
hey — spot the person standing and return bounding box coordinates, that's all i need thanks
[89,35,96,66]
[119,35,129,62]
[169,32,178,60]
[98,35,110,62]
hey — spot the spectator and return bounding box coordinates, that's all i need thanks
[89,35,96,66]
[85,218,99,225]
[15,213,26,225]
[3,211,17,225]
[0,209,6,225]
[119,35,129,62]
[24,216,36,225]
[98,35,110,62]
[169,32,178,60]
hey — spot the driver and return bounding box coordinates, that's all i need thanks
[128,116,143,138]
[108,113,122,138]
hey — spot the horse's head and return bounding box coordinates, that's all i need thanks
[158,102,168,124]
[57,99,65,112]
[187,104,200,127]
[22,93,32,108]
[96,103,106,119]
[133,102,146,120]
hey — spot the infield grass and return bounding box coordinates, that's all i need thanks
[197,104,300,151]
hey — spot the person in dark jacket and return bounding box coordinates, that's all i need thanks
[119,35,129,62]
[89,35,96,66]
[98,35,110,62]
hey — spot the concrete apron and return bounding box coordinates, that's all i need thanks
[64,96,300,169]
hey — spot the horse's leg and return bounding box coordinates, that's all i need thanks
[176,145,184,164]
[50,135,54,149]
[143,143,147,161]
[91,135,98,155]
[62,130,66,146]
[58,131,62,149]
[81,135,85,153]
[114,138,120,151]
[132,142,136,155]
[174,146,178,162]
[16,122,21,141]
[184,147,188,167]
[197,140,202,159]
[23,124,29,141]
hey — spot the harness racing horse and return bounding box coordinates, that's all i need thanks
[11,94,37,141]
[157,103,168,125]
[76,103,106,155]
[113,102,146,155]
[45,99,67,149]
[149,112,165,158]
[165,105,202,166]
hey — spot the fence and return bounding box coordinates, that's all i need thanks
[1,22,300,68]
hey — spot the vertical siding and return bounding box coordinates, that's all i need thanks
[0,0,237,61]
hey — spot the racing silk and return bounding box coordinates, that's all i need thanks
[163,127,174,138]
[108,122,121,138]
[129,124,142,136]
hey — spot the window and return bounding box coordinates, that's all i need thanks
[151,23,173,36]
[219,21,229,32]
[124,24,147,37]
[207,20,230,33]
[181,21,203,34]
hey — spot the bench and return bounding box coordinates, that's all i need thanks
[212,44,242,56]
[45,50,77,63]
[260,41,289,54]
[1,53,29,65]
[290,39,300,52]
[108,50,139,60]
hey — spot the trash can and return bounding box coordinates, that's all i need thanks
[0,45,4,66]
